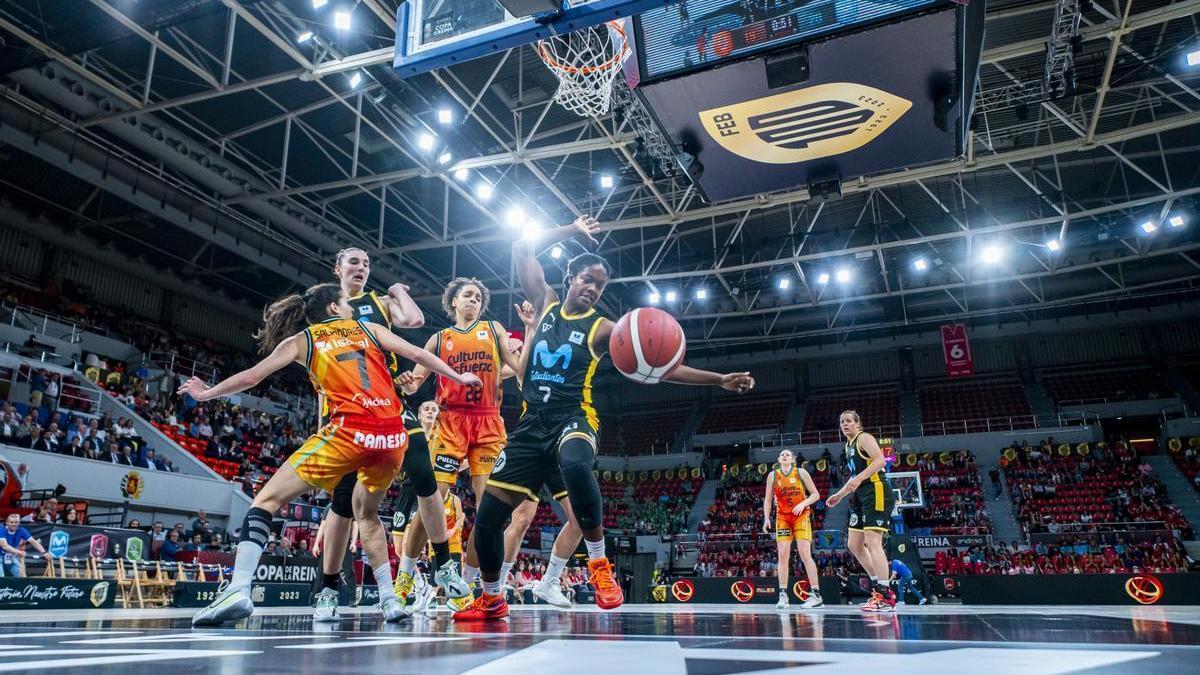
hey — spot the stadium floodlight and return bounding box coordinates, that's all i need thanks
[1188,49,1200,67]
[521,220,542,241]
[836,268,852,283]
[312,0,328,8]
[297,31,314,43]
[694,288,707,300]
[648,292,661,305]
[334,10,351,30]
[504,206,527,228]
[1046,239,1062,252]
[1140,220,1158,235]
[550,245,563,259]
[418,133,435,151]
[437,108,453,125]
[913,257,928,272]
[475,182,493,200]
[347,72,362,88]
[777,277,791,290]
[599,174,614,189]
[454,168,469,181]
[665,290,677,302]
[981,245,1003,264]
[1168,215,1186,229]
[817,272,830,284]
[437,151,452,165]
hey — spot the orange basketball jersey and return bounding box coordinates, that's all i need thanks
[304,318,402,419]
[773,467,807,513]
[434,320,503,413]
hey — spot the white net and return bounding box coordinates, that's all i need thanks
[535,20,631,117]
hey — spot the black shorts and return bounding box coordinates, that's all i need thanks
[487,409,597,502]
[848,476,894,532]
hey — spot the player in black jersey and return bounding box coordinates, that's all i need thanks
[825,410,897,611]
[454,216,756,620]
[311,247,467,621]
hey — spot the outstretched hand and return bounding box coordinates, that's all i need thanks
[720,372,755,394]
[572,215,600,246]
[177,377,211,401]
[515,301,537,329]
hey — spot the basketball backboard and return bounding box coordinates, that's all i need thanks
[888,471,924,510]
[393,0,679,77]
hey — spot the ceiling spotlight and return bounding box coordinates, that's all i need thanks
[505,206,527,228]
[475,182,493,200]
[550,245,563,259]
[835,268,851,283]
[648,292,661,305]
[663,290,676,302]
[297,31,314,43]
[1188,49,1200,68]
[913,257,928,272]
[312,0,328,8]
[437,151,452,165]
[347,71,362,88]
[777,277,791,290]
[1140,220,1158,235]
[521,220,542,241]
[981,245,1003,264]
[454,168,469,181]
[1046,239,1062,252]
[1168,215,1186,229]
[817,272,830,285]
[694,288,707,300]
[437,108,452,125]
[599,174,614,189]
[333,10,351,30]
[418,133,435,151]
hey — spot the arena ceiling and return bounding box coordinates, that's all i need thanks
[1,0,1199,355]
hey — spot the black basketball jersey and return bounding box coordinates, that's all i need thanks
[845,431,888,484]
[521,301,604,421]
[346,290,416,424]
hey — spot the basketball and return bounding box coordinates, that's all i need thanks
[609,307,685,384]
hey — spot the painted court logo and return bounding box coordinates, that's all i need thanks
[700,83,911,164]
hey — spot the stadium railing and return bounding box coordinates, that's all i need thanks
[748,412,1098,448]
[1027,521,1173,544]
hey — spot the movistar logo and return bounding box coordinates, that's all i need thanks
[533,340,571,370]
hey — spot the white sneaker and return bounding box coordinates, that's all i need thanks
[775,593,789,610]
[435,559,470,599]
[801,594,824,609]
[192,585,254,626]
[405,573,435,615]
[919,597,928,605]
[312,587,339,623]
[381,595,406,622]
[532,579,572,608]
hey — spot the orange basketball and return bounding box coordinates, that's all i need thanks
[609,307,686,384]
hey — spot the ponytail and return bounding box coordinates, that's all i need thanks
[253,283,342,354]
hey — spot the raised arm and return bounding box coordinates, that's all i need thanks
[382,283,425,329]
[514,215,599,313]
[400,333,440,395]
[511,301,538,389]
[178,337,301,401]
[664,365,755,394]
[365,323,480,388]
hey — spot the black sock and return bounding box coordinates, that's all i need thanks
[323,573,341,591]
[432,540,451,569]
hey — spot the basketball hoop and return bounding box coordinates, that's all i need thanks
[535,19,631,117]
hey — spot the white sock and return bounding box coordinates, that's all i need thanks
[230,540,262,592]
[463,563,480,584]
[585,538,606,560]
[499,561,514,584]
[482,578,501,596]
[399,554,417,576]
[544,554,568,583]
[374,561,396,601]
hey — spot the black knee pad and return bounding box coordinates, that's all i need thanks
[241,507,272,547]
[330,472,355,518]
[473,491,515,574]
[558,438,602,531]
[403,430,438,498]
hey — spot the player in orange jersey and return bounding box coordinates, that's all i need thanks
[393,277,524,610]
[183,283,479,626]
[763,449,823,610]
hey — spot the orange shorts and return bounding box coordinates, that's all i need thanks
[289,415,407,493]
[432,409,506,482]
[776,511,812,542]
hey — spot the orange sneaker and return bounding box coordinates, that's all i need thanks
[588,557,624,610]
[452,592,509,621]
[860,591,883,612]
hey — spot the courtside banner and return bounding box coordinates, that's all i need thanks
[0,578,115,609]
[172,582,310,608]
[938,574,1200,605]
[27,523,151,562]
[940,324,974,377]
[653,577,842,604]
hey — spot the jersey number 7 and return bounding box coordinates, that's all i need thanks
[335,349,373,389]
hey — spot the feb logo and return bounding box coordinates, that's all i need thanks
[1125,575,1163,605]
[48,530,70,558]
[730,579,755,603]
[699,83,911,165]
[120,471,144,500]
[671,579,695,603]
